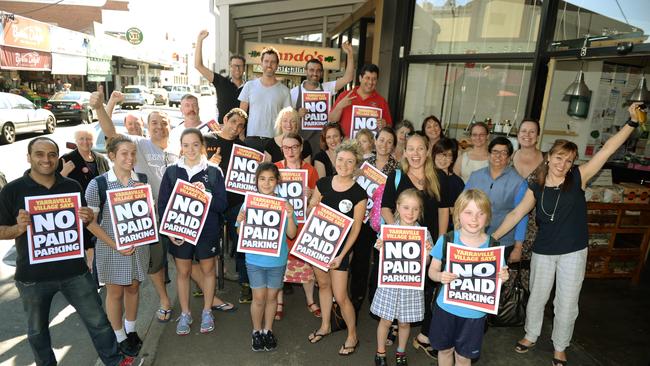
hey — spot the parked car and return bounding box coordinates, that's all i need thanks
[122,85,155,109]
[200,85,215,96]
[44,91,96,124]
[151,88,169,105]
[166,85,194,107]
[0,92,56,144]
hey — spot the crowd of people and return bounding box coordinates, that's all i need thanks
[0,31,646,366]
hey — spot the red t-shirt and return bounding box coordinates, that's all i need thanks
[274,160,319,249]
[332,86,393,138]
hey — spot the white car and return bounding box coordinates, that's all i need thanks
[200,85,215,96]
[0,92,56,144]
[122,85,156,109]
[166,85,194,107]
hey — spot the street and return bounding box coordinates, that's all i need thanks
[0,95,215,366]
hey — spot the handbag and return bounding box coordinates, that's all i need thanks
[488,263,529,327]
[330,300,347,332]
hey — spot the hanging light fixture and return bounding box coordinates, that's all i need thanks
[627,76,650,103]
[565,65,591,119]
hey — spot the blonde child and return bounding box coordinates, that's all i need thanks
[237,162,297,352]
[372,188,433,366]
[356,128,375,160]
[427,189,509,366]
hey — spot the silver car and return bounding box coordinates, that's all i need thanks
[122,85,156,109]
[0,92,56,144]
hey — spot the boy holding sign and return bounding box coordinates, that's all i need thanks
[158,129,228,336]
[427,190,509,366]
[372,189,433,366]
[237,163,297,352]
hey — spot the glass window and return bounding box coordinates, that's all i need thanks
[410,0,541,55]
[402,62,531,139]
[550,0,650,51]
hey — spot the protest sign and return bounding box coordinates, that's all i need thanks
[107,185,158,250]
[302,91,330,130]
[224,144,265,195]
[159,180,212,245]
[443,243,504,315]
[378,225,427,290]
[350,105,382,138]
[290,203,353,271]
[237,192,287,257]
[276,169,308,223]
[356,162,387,222]
[25,193,84,264]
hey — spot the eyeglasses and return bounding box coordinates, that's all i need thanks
[230,64,244,69]
[490,150,509,157]
[282,145,301,151]
[436,153,453,160]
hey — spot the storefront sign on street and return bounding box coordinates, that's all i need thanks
[0,45,51,71]
[2,15,50,52]
[245,41,341,70]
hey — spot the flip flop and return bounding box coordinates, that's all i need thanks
[211,302,237,312]
[514,341,536,353]
[338,340,359,356]
[308,329,331,344]
[156,308,172,323]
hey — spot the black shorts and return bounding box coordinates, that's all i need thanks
[168,239,219,261]
[332,249,351,272]
[428,302,486,359]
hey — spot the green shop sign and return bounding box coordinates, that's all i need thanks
[126,27,144,45]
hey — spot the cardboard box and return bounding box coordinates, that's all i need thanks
[619,183,650,204]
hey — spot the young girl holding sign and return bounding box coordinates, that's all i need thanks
[85,135,149,357]
[372,188,433,366]
[158,128,227,336]
[237,163,297,352]
[427,189,509,366]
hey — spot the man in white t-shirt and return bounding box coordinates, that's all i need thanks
[290,41,355,153]
[168,94,215,154]
[91,86,177,322]
[238,47,291,153]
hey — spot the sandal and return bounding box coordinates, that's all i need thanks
[514,340,536,354]
[211,302,237,312]
[338,340,359,356]
[307,303,321,318]
[156,307,172,323]
[274,303,284,321]
[308,329,331,344]
[552,358,568,366]
[386,325,398,346]
[412,337,436,359]
[192,289,203,297]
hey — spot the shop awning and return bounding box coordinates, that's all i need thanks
[51,53,87,75]
[0,46,51,71]
[87,57,112,76]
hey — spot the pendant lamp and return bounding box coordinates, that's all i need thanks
[627,76,650,103]
[565,68,591,119]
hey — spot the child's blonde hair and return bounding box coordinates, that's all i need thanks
[355,128,375,152]
[394,188,424,223]
[452,189,492,230]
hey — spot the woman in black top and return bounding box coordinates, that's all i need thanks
[432,138,464,231]
[381,132,451,359]
[494,104,644,366]
[307,140,366,356]
[264,107,312,163]
[313,122,344,178]
[58,129,110,191]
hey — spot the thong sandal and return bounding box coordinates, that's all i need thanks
[338,340,359,356]
[211,302,237,312]
[308,329,331,344]
[412,337,436,359]
[307,303,321,318]
[552,358,568,366]
[156,307,172,323]
[514,341,536,354]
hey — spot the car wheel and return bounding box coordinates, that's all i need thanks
[84,110,93,124]
[44,116,56,134]
[0,123,16,144]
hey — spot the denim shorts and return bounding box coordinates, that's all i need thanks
[246,264,286,289]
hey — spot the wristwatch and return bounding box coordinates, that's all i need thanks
[626,119,639,128]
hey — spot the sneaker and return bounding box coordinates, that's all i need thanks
[175,313,193,335]
[119,356,144,366]
[239,284,252,304]
[118,338,139,357]
[263,330,277,351]
[200,309,215,333]
[396,353,408,366]
[251,331,265,352]
[126,332,142,354]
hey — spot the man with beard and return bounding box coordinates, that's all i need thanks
[238,47,291,153]
[291,41,355,154]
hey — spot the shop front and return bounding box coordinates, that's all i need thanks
[50,25,88,91]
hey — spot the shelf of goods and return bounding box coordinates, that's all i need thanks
[586,202,650,283]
